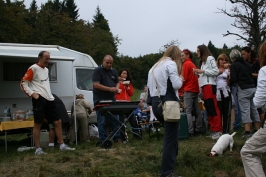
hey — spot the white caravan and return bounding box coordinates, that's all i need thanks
[0,43,98,124]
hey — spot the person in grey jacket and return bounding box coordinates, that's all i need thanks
[69,94,92,143]
[241,42,266,177]
[193,44,222,140]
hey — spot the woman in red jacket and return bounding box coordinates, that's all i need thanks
[115,69,140,142]
[181,49,206,136]
[116,68,134,101]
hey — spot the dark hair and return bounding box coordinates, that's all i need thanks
[118,68,132,82]
[38,51,49,58]
[197,44,212,68]
[241,46,257,62]
[183,49,193,59]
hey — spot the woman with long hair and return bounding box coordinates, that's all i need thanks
[115,68,136,142]
[147,45,183,177]
[116,68,134,101]
[193,44,222,139]
[241,42,266,177]
[216,54,231,133]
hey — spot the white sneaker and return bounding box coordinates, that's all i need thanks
[35,148,47,155]
[211,132,222,140]
[151,127,156,132]
[60,144,76,151]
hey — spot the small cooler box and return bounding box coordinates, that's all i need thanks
[178,113,189,140]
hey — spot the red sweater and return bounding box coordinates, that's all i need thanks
[181,58,200,93]
[115,82,134,101]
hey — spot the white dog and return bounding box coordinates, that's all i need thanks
[210,132,236,156]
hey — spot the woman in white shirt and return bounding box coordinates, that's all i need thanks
[193,44,222,140]
[216,54,231,134]
[241,42,266,177]
[147,45,183,177]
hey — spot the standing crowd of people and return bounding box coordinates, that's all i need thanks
[20,41,266,176]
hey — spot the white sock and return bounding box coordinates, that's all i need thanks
[48,143,54,147]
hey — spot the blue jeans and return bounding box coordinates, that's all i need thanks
[96,110,120,143]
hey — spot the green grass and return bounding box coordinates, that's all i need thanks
[131,89,142,101]
[1,127,265,177]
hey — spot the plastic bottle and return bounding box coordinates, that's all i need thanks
[3,107,7,117]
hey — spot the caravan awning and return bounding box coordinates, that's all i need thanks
[0,44,74,61]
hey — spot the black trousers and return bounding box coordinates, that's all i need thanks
[151,97,179,177]
[217,90,231,134]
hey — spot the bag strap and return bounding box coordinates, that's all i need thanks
[151,61,163,102]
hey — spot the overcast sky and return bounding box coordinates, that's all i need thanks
[24,0,244,57]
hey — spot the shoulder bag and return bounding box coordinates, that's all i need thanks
[152,63,180,122]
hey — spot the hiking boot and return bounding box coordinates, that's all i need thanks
[60,144,76,151]
[35,148,47,155]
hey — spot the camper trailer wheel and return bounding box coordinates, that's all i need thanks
[103,140,112,149]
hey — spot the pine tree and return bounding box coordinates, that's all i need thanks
[207,41,218,59]
[62,0,79,21]
[92,6,110,31]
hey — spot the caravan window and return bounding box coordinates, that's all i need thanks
[76,69,94,91]
[2,62,57,81]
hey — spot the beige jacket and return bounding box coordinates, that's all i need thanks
[71,99,91,118]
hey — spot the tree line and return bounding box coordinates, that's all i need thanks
[0,0,253,89]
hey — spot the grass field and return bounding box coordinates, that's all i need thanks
[1,124,265,177]
[0,89,265,177]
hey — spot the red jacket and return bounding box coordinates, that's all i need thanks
[115,82,134,101]
[180,58,200,93]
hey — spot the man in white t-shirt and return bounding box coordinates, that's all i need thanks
[21,51,75,155]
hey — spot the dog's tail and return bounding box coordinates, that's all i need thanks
[231,132,237,137]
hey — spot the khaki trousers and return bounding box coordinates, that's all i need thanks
[241,122,266,177]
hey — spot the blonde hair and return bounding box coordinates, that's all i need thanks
[259,42,266,67]
[156,45,182,75]
[216,54,229,68]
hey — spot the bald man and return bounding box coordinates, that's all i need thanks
[92,55,121,145]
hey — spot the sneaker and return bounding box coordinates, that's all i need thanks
[242,132,253,139]
[35,148,47,155]
[206,131,215,138]
[211,132,222,140]
[60,144,76,151]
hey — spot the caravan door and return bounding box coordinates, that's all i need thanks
[73,67,97,124]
